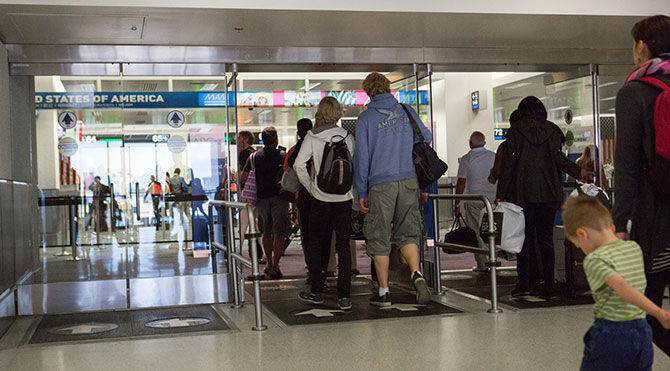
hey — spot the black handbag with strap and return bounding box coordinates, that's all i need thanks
[400,104,448,188]
[442,214,478,254]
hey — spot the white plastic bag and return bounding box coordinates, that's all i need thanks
[479,202,525,254]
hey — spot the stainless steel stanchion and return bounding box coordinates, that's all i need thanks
[208,200,266,331]
[247,205,267,331]
[56,201,72,257]
[431,198,442,295]
[483,198,502,314]
[69,198,79,260]
[110,184,116,233]
[429,194,502,314]
[208,204,217,274]
[227,207,242,309]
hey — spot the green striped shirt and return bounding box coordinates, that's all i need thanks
[583,239,647,321]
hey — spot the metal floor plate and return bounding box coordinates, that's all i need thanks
[262,291,461,326]
[28,305,232,344]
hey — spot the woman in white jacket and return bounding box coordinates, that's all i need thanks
[294,96,355,310]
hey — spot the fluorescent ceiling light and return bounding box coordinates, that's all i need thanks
[599,96,616,102]
[548,105,571,111]
[503,82,533,90]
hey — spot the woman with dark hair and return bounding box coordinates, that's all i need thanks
[498,96,583,298]
[284,118,314,282]
[613,14,670,355]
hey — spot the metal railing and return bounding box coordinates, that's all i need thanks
[207,200,267,331]
[428,194,502,314]
[38,195,81,260]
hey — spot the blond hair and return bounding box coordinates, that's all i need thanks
[314,96,342,128]
[562,196,613,239]
[363,72,391,98]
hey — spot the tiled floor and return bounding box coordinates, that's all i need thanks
[2,290,669,370]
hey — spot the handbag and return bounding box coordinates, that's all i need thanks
[240,153,257,206]
[280,166,301,193]
[400,104,448,189]
[478,202,525,254]
[442,214,477,254]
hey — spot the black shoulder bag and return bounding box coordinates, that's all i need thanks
[400,104,448,188]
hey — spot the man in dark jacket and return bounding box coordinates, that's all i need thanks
[498,96,582,298]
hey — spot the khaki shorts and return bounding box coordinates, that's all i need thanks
[256,196,291,238]
[364,178,421,256]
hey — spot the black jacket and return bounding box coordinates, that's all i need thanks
[497,118,580,208]
[613,73,670,266]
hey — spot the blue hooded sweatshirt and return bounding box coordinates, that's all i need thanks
[353,93,432,198]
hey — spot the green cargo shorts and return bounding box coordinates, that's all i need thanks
[364,178,421,257]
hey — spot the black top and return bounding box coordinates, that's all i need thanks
[613,73,670,266]
[243,146,286,199]
[238,147,254,171]
[497,118,581,208]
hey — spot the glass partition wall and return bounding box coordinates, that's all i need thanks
[30,69,430,313]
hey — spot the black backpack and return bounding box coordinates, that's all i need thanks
[317,134,353,195]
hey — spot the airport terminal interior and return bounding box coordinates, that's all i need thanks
[1,1,670,370]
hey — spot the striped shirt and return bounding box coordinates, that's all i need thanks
[649,244,670,274]
[583,239,647,321]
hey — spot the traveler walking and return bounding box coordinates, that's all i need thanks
[353,72,433,306]
[497,96,583,298]
[284,119,314,279]
[613,14,670,355]
[143,175,163,229]
[169,168,190,226]
[241,127,290,279]
[455,132,496,272]
[237,131,264,263]
[295,97,355,310]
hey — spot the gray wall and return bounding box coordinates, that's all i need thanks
[0,41,39,337]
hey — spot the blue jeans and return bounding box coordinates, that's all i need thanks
[581,318,653,371]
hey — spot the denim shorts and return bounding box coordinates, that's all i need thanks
[580,318,653,371]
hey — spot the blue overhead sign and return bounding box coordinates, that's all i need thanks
[35,90,429,110]
[35,92,202,109]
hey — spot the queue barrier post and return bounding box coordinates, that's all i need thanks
[428,194,502,314]
[208,200,267,331]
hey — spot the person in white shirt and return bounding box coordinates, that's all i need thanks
[455,132,497,272]
[294,96,356,310]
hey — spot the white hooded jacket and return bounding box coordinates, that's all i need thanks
[293,123,355,203]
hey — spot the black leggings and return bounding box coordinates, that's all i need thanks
[645,269,670,356]
[517,203,557,292]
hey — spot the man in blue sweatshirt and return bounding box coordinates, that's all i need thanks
[354,72,433,306]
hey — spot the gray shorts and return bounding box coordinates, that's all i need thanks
[256,196,291,238]
[364,178,421,256]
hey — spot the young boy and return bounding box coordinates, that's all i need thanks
[562,196,670,370]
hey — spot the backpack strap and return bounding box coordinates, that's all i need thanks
[639,76,670,91]
[399,103,426,143]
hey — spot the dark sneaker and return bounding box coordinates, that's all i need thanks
[370,293,392,307]
[264,265,271,275]
[266,266,283,280]
[274,267,283,279]
[338,297,353,311]
[511,286,531,298]
[299,291,324,305]
[539,290,558,300]
[412,272,432,304]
